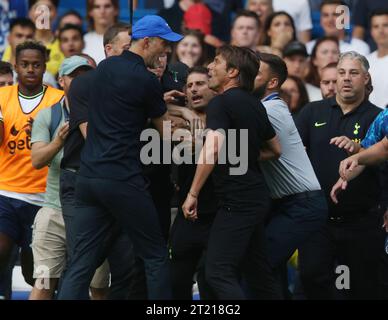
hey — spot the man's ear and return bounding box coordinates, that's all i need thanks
[228,67,239,80]
[267,77,279,90]
[364,72,370,85]
[104,44,112,56]
[58,76,64,89]
[143,37,150,50]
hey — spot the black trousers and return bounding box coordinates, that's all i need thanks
[298,207,385,300]
[205,203,270,300]
[0,245,18,299]
[149,177,174,243]
[59,170,147,299]
[169,212,215,300]
[245,191,328,299]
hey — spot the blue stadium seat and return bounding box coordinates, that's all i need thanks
[311,10,324,39]
[57,0,154,24]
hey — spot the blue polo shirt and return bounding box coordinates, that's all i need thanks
[79,50,167,185]
[360,108,388,208]
[361,108,388,149]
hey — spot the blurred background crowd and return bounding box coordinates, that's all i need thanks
[0,0,387,111]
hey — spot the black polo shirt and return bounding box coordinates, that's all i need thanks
[79,51,167,185]
[295,97,382,216]
[206,87,275,209]
[178,159,218,216]
[61,69,95,170]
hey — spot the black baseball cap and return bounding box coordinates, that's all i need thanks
[283,41,308,58]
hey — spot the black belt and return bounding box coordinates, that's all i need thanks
[276,190,324,202]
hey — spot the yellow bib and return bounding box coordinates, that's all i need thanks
[0,85,64,193]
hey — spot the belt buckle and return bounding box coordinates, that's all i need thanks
[329,216,343,223]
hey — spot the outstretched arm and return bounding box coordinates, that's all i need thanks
[339,137,388,178]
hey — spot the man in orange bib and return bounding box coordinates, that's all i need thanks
[0,41,63,287]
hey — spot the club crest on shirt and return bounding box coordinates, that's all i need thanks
[353,122,360,135]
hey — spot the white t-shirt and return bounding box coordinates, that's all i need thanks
[273,0,313,32]
[83,31,105,65]
[19,90,44,114]
[0,0,9,56]
[367,51,388,109]
[164,0,174,8]
[0,190,45,206]
[305,83,322,102]
[306,38,370,56]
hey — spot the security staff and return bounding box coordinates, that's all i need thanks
[295,51,383,299]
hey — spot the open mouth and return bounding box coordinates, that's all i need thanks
[192,95,203,104]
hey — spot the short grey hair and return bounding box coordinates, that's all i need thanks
[338,51,370,73]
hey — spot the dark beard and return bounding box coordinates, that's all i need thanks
[252,84,267,100]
